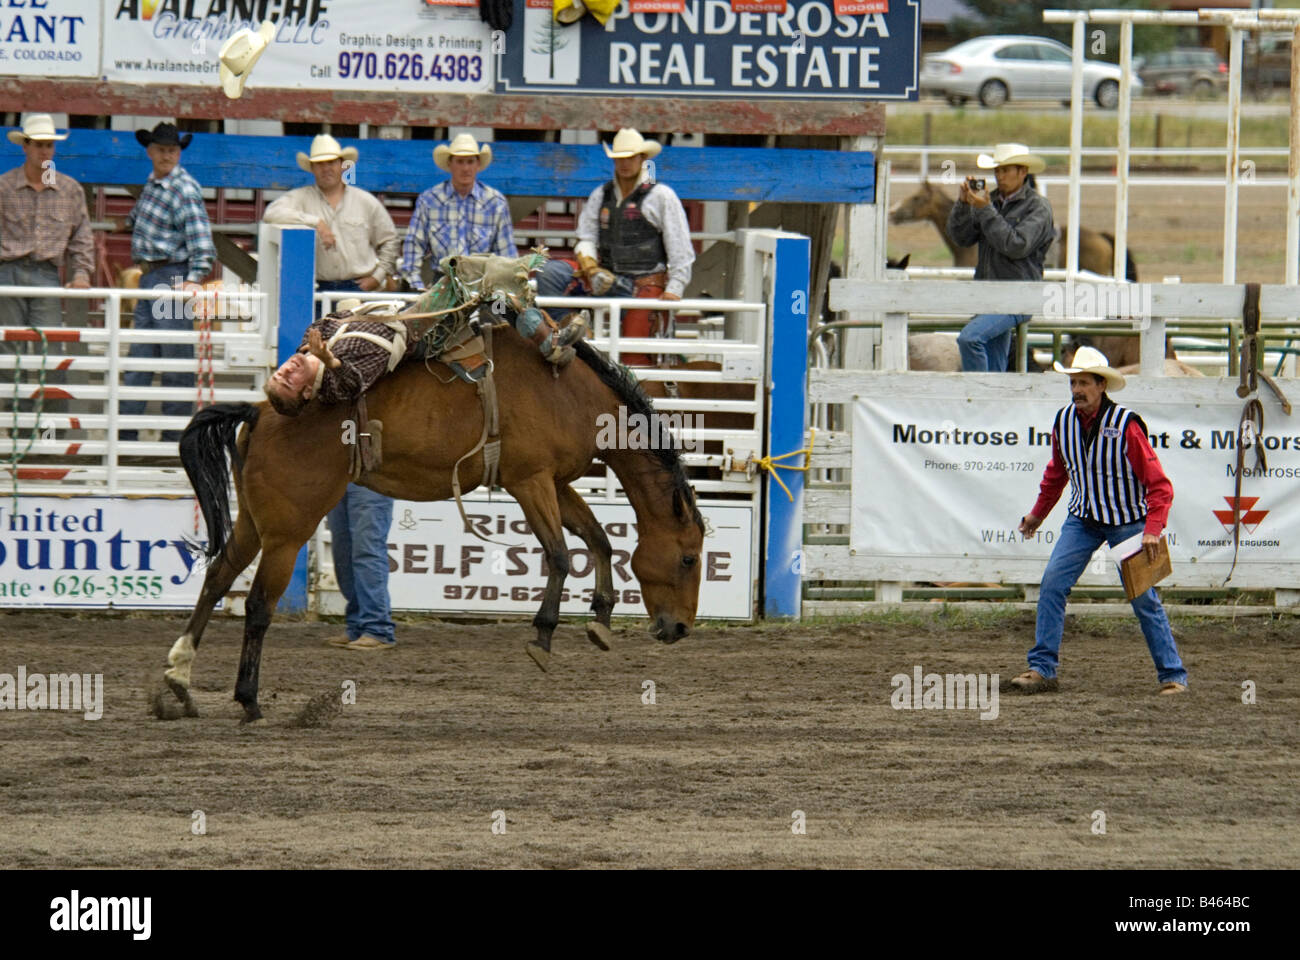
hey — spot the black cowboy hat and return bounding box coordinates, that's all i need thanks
[135,122,192,149]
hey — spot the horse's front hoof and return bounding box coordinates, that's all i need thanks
[585,622,614,651]
[164,676,201,717]
[525,641,551,673]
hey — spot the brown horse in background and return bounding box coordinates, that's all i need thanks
[889,180,1137,279]
[164,335,706,724]
[889,180,1176,367]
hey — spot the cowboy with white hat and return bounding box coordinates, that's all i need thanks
[534,127,694,367]
[399,133,516,291]
[218,20,275,99]
[0,113,95,410]
[264,133,399,297]
[949,141,1056,372]
[1012,345,1188,696]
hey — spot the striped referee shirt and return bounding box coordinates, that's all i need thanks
[125,165,215,283]
[1053,396,1148,526]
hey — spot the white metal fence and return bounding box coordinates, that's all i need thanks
[1,283,271,496]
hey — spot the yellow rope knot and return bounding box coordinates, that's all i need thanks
[758,428,816,502]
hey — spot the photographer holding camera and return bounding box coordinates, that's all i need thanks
[947,143,1056,371]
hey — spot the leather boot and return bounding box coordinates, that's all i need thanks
[515,307,588,367]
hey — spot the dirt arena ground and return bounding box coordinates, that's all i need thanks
[0,608,1295,869]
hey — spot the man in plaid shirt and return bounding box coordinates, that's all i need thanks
[111,122,216,445]
[399,134,516,291]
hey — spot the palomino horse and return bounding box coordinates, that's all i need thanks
[164,335,706,723]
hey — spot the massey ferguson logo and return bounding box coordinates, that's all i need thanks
[1213,496,1269,533]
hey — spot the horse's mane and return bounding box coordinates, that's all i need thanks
[572,339,706,534]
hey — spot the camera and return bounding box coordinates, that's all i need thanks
[967,177,986,191]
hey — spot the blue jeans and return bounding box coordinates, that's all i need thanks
[119,263,194,443]
[316,278,362,319]
[0,258,68,413]
[1030,513,1188,684]
[534,259,635,322]
[327,484,396,644]
[958,313,1030,372]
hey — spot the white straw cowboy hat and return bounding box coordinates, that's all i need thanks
[1054,345,1126,392]
[7,114,68,146]
[433,134,492,172]
[602,128,661,160]
[219,20,275,100]
[976,142,1046,174]
[296,134,358,172]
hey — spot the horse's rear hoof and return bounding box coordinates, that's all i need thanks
[238,705,265,725]
[585,622,613,651]
[525,641,551,673]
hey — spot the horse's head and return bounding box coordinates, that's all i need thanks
[889,180,944,226]
[632,483,705,644]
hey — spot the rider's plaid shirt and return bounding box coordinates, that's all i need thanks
[299,314,420,406]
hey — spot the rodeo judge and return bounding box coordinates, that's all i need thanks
[1013,347,1188,696]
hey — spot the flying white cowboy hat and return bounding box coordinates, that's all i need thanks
[296,134,359,172]
[1054,345,1126,392]
[976,142,1046,174]
[7,114,68,146]
[433,133,492,172]
[602,128,661,160]
[219,20,276,100]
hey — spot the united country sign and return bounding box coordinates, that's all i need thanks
[495,0,919,100]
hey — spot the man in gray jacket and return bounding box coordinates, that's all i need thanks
[947,142,1055,371]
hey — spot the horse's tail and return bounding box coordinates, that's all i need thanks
[1100,231,1139,282]
[179,402,260,561]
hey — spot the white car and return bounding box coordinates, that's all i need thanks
[920,35,1138,109]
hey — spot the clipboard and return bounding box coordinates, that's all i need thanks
[1117,537,1172,601]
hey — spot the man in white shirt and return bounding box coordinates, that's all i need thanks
[263,134,400,303]
[535,128,694,366]
[263,133,402,652]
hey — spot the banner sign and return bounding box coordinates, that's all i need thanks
[379,498,754,619]
[0,0,101,78]
[0,497,206,610]
[496,0,920,100]
[851,392,1300,585]
[102,0,493,93]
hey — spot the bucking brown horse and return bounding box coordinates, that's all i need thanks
[162,334,706,723]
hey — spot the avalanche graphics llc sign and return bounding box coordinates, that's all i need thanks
[103,0,492,93]
[497,0,919,99]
